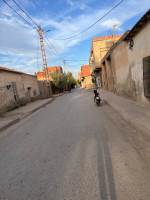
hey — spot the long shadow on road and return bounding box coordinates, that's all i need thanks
[95,131,117,200]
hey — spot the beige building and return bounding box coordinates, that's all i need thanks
[81,65,95,89]
[101,31,130,92]
[0,66,40,113]
[101,9,150,105]
[89,35,122,87]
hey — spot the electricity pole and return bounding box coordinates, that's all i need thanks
[63,59,66,73]
[63,59,67,91]
[38,25,52,96]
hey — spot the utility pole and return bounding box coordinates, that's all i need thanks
[63,59,66,73]
[63,59,67,91]
[38,25,52,96]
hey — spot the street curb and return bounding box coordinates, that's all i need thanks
[0,118,20,133]
[52,93,63,98]
[103,99,150,140]
[0,98,54,133]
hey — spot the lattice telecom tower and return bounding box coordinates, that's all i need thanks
[38,26,49,80]
[38,26,52,96]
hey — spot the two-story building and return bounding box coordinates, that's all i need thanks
[81,65,95,89]
[89,35,122,88]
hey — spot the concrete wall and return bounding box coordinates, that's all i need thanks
[82,76,95,89]
[93,39,114,67]
[112,41,131,97]
[102,23,150,105]
[128,23,150,104]
[0,71,40,112]
[105,59,114,92]
[21,74,40,99]
[90,36,122,69]
[38,81,52,98]
[102,62,108,90]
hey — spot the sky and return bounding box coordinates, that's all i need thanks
[0,0,150,78]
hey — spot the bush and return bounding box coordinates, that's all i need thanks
[17,99,27,107]
[8,105,20,111]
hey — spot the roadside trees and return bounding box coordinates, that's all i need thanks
[50,72,77,92]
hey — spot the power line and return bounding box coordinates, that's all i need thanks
[44,34,63,60]
[2,0,37,30]
[43,35,69,71]
[3,1,63,62]
[45,46,63,64]
[5,0,62,61]
[3,0,86,73]
[11,0,39,27]
[50,37,63,51]
[43,38,62,61]
[65,60,89,61]
[2,0,66,72]
[51,0,124,40]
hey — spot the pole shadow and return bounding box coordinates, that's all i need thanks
[95,132,117,200]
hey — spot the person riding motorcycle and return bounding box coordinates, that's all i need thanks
[68,85,71,93]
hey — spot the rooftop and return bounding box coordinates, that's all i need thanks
[124,9,150,41]
[100,31,130,65]
[0,66,23,74]
[92,35,123,42]
[42,66,63,73]
[81,65,91,77]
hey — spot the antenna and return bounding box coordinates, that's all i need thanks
[112,24,118,37]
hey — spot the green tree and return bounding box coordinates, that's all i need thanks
[50,71,77,90]
[77,79,81,86]
[66,72,77,87]
[50,72,66,89]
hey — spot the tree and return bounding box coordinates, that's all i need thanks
[77,79,81,86]
[50,71,77,91]
[66,72,77,87]
[50,72,66,90]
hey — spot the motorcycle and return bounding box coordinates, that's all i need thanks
[93,89,101,106]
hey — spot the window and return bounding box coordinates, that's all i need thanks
[143,56,150,97]
[27,87,32,98]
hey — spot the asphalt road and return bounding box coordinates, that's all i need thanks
[0,88,150,200]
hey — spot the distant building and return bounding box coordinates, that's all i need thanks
[78,72,82,83]
[0,66,40,113]
[81,65,95,89]
[36,66,63,81]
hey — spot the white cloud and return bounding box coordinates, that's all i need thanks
[101,19,121,29]
[0,0,150,77]
[66,0,90,11]
[66,0,74,7]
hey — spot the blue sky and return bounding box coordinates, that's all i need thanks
[0,0,150,78]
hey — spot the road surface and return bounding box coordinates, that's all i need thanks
[0,88,150,200]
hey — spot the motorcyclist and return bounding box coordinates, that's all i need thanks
[68,85,71,93]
